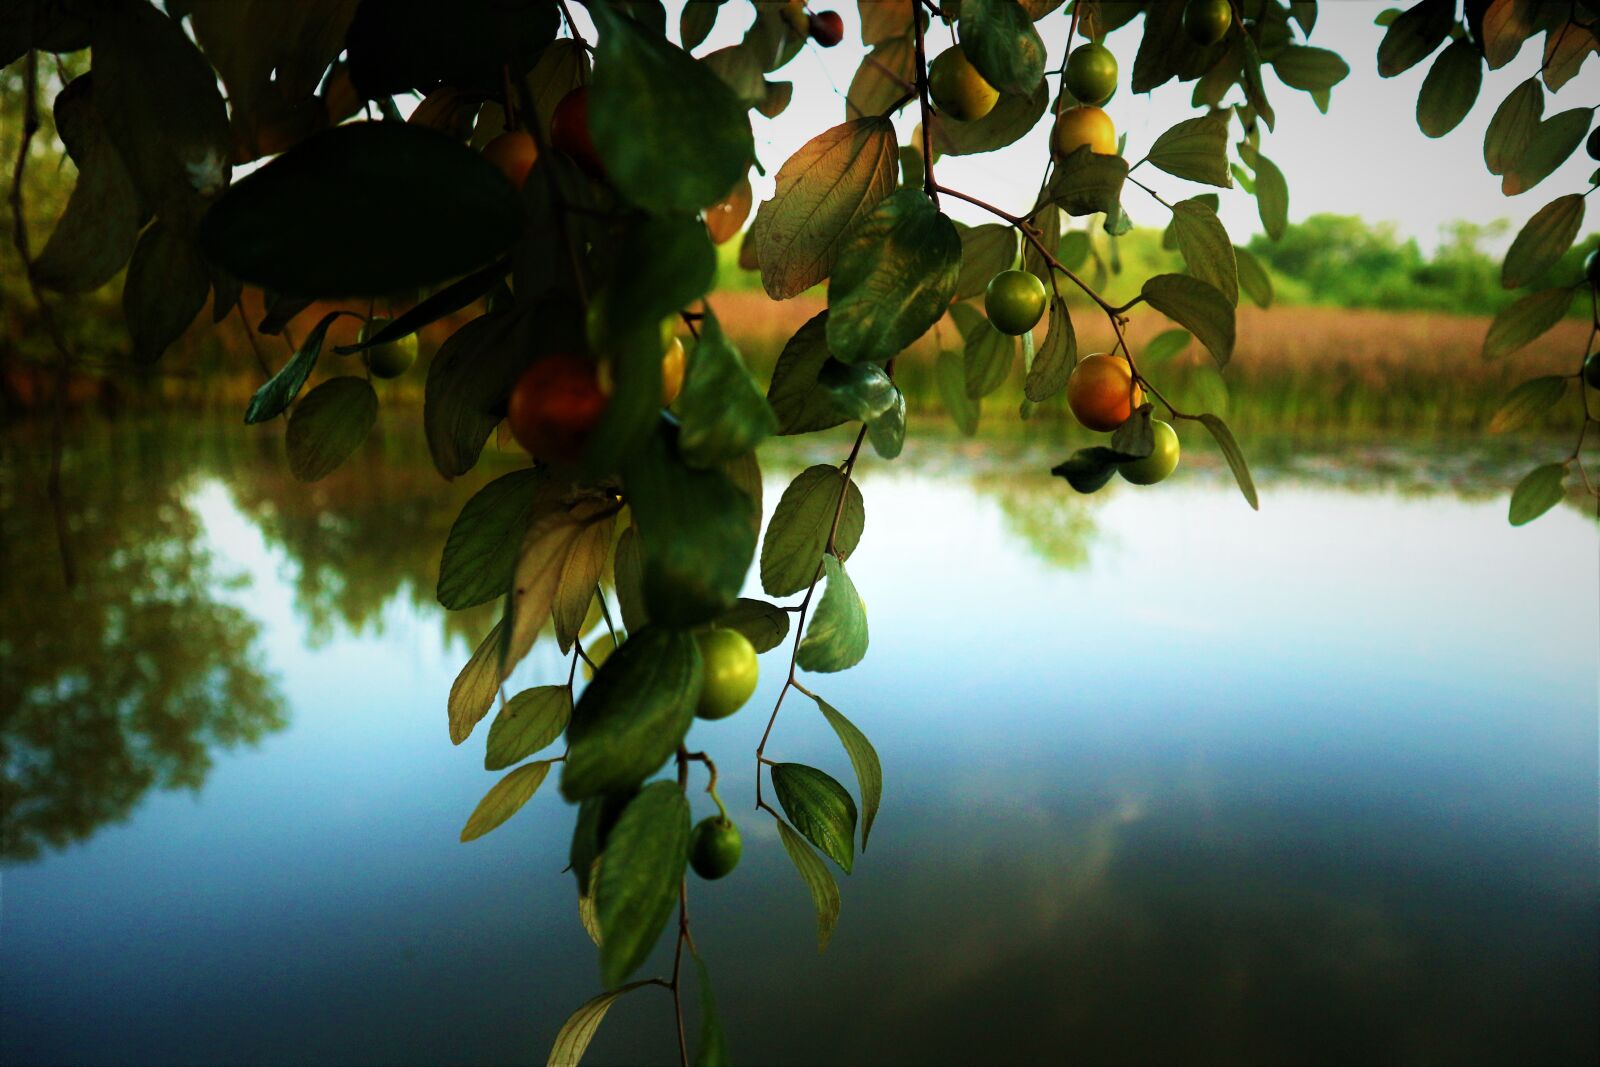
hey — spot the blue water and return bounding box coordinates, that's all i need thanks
[2,423,1596,1065]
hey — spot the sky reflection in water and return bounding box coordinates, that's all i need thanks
[1,427,1595,1066]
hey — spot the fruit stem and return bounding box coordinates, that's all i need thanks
[912,1,940,208]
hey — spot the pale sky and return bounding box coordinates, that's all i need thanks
[572,1,1600,254]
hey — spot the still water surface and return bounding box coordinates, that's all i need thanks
[2,420,1596,1066]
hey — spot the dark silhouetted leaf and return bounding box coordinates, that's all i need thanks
[1489,376,1569,434]
[594,782,690,988]
[1142,274,1235,367]
[562,630,701,801]
[1508,463,1568,525]
[1417,37,1482,137]
[1502,194,1585,289]
[285,377,377,482]
[1483,287,1575,358]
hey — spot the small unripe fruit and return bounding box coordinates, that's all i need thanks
[551,86,604,179]
[689,817,742,880]
[1587,127,1600,162]
[1052,105,1117,159]
[928,47,999,122]
[1583,351,1600,389]
[358,318,417,379]
[695,628,759,720]
[1119,419,1181,485]
[482,130,538,189]
[810,10,844,46]
[984,270,1048,335]
[1586,249,1600,288]
[1064,42,1118,107]
[1183,0,1232,45]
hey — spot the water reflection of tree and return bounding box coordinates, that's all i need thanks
[222,424,506,647]
[987,473,1099,570]
[0,424,284,862]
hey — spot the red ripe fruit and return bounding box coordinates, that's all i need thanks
[810,10,844,47]
[550,86,605,179]
[506,354,608,464]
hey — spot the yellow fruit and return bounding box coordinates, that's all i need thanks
[1052,105,1117,159]
[1066,352,1142,432]
[928,47,999,122]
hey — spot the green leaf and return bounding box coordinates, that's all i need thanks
[860,0,914,45]
[1488,376,1569,434]
[424,308,537,478]
[550,508,617,655]
[1051,446,1128,493]
[751,117,900,299]
[449,621,507,745]
[1141,274,1235,368]
[1110,403,1155,459]
[122,221,210,366]
[200,123,519,297]
[771,763,858,873]
[1170,199,1239,306]
[761,466,866,597]
[818,361,906,459]
[1142,328,1192,364]
[1377,0,1453,77]
[714,599,791,653]
[460,760,551,842]
[1270,45,1350,91]
[562,628,702,801]
[594,781,691,988]
[1024,297,1076,403]
[613,524,649,634]
[1233,247,1274,309]
[1481,0,1537,68]
[546,983,653,1067]
[1048,145,1130,216]
[951,302,1016,399]
[1197,413,1259,510]
[622,423,758,625]
[485,686,572,771]
[1502,194,1585,290]
[438,469,549,610]
[245,311,347,424]
[1508,463,1568,526]
[285,377,378,483]
[847,37,915,118]
[955,223,1021,302]
[1416,37,1483,138]
[825,190,962,364]
[1144,113,1233,188]
[936,347,980,436]
[931,81,1049,157]
[767,312,850,436]
[92,0,230,204]
[499,498,619,680]
[676,309,778,467]
[680,0,724,49]
[587,217,719,473]
[1252,153,1289,241]
[32,76,142,294]
[588,4,752,212]
[958,0,1046,95]
[1484,78,1543,176]
[1239,35,1276,132]
[810,695,883,851]
[1483,287,1576,359]
[795,556,869,674]
[774,817,841,951]
[1502,109,1592,196]
[692,951,729,1067]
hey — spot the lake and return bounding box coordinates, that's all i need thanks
[2,417,1596,1066]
